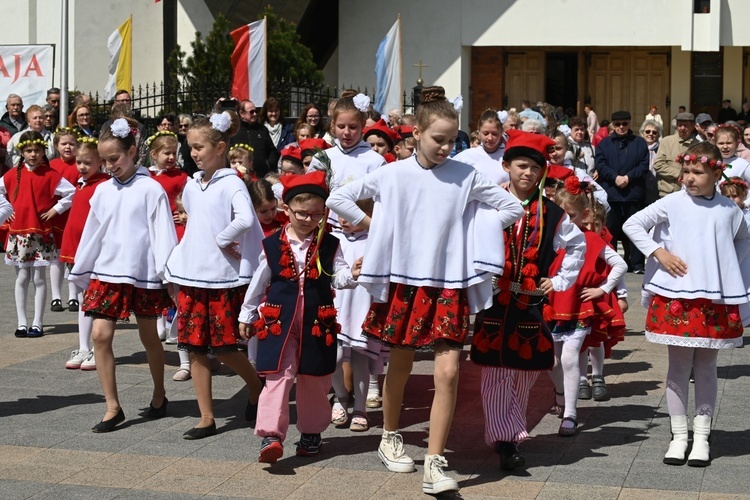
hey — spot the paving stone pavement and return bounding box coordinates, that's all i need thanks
[0,262,749,499]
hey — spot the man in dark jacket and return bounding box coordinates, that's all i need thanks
[0,94,27,135]
[595,110,649,273]
[231,100,279,178]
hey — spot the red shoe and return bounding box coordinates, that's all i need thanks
[259,437,283,464]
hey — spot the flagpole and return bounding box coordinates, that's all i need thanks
[263,16,268,104]
[398,14,402,112]
[60,0,69,125]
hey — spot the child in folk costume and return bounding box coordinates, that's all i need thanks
[49,128,81,313]
[147,131,188,240]
[453,108,509,184]
[249,178,288,238]
[146,130,187,344]
[623,141,750,467]
[578,201,629,401]
[309,90,385,230]
[69,118,177,432]
[239,171,360,464]
[1,130,75,338]
[229,143,255,183]
[546,177,627,436]
[470,130,585,471]
[327,87,524,495]
[363,119,400,163]
[330,197,387,432]
[61,137,110,370]
[165,111,264,440]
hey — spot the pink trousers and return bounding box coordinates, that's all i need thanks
[254,330,332,443]
[480,366,541,446]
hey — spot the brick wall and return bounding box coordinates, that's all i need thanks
[470,47,504,130]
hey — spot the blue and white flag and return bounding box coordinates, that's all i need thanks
[374,18,401,115]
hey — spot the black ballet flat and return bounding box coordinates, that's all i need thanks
[144,397,168,419]
[183,422,217,440]
[14,326,27,338]
[92,408,125,433]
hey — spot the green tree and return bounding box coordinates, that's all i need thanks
[262,5,323,85]
[167,14,233,113]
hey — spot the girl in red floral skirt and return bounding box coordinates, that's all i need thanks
[624,141,750,467]
[1,130,75,338]
[69,118,178,432]
[547,177,627,437]
[327,87,524,495]
[165,111,264,440]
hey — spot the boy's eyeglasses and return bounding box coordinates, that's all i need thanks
[288,208,325,222]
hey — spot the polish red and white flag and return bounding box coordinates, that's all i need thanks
[230,18,267,106]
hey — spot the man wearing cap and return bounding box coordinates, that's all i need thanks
[594,111,649,273]
[694,113,713,142]
[652,112,699,198]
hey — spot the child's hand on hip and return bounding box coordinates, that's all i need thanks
[653,248,687,277]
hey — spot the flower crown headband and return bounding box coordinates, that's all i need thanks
[78,136,98,145]
[17,138,48,150]
[675,153,725,170]
[230,143,254,154]
[145,130,178,147]
[55,126,79,137]
[720,177,749,190]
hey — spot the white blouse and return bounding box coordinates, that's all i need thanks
[70,167,178,289]
[326,155,525,313]
[165,168,264,289]
[623,189,750,304]
[454,144,509,185]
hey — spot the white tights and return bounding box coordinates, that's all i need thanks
[579,344,605,381]
[331,345,370,414]
[550,334,586,420]
[666,345,718,417]
[73,286,93,351]
[15,266,46,329]
[49,261,73,302]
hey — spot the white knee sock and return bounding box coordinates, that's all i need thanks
[68,279,77,305]
[76,289,92,351]
[14,267,31,328]
[49,261,64,302]
[32,267,47,328]
[178,349,190,370]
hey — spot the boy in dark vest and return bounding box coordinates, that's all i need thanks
[470,130,585,471]
[239,171,361,464]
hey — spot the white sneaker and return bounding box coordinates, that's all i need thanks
[422,454,459,494]
[378,430,416,473]
[65,349,89,369]
[80,350,96,371]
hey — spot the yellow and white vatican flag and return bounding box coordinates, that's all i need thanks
[103,17,132,101]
